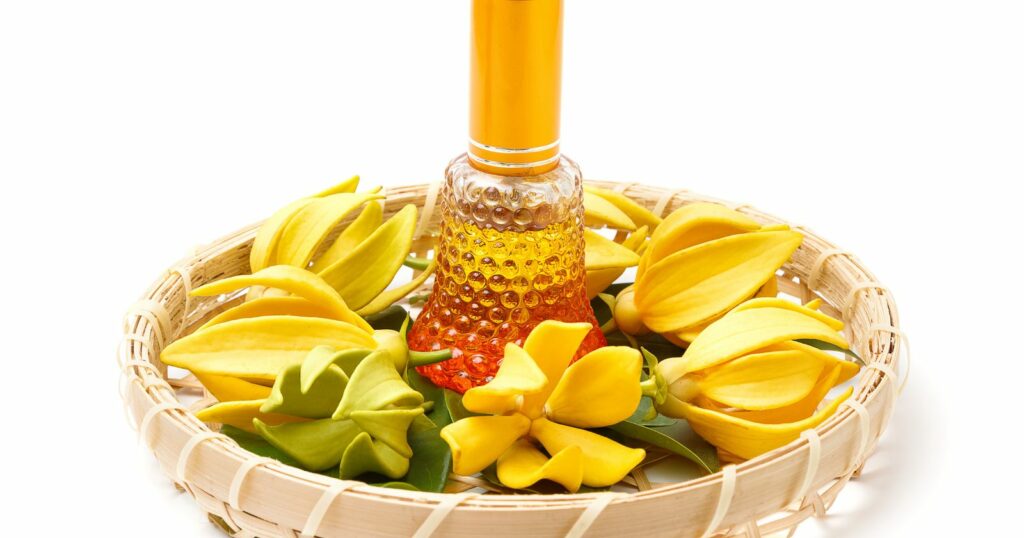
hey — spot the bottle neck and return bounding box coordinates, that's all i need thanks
[467,139,561,176]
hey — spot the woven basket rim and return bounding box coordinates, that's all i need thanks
[120,180,905,537]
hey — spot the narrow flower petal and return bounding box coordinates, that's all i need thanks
[255,417,363,471]
[703,363,844,424]
[583,229,641,270]
[335,351,423,418]
[530,417,646,487]
[161,316,377,381]
[195,373,271,402]
[698,350,825,410]
[545,346,643,428]
[276,191,384,268]
[729,297,844,331]
[667,306,849,382]
[678,387,853,460]
[250,199,314,273]
[463,344,547,415]
[635,230,803,333]
[192,265,372,333]
[356,260,436,317]
[349,408,424,459]
[339,431,410,480]
[585,227,647,299]
[198,296,342,331]
[583,191,636,230]
[440,415,531,476]
[261,362,348,419]
[640,203,762,275]
[318,205,418,311]
[312,201,383,272]
[583,185,662,230]
[519,321,593,417]
[312,175,361,197]
[196,400,304,433]
[497,440,583,492]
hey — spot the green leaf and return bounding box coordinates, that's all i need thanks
[605,330,686,360]
[407,369,452,427]
[444,389,479,422]
[626,397,674,427]
[402,369,454,493]
[373,481,420,491]
[796,338,865,366]
[365,305,410,332]
[607,419,719,474]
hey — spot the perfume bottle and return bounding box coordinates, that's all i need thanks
[409,0,606,392]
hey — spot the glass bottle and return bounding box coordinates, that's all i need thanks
[409,0,606,392]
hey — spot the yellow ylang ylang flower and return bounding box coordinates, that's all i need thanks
[652,298,861,460]
[162,265,413,402]
[584,227,647,299]
[248,175,430,316]
[583,184,663,232]
[614,202,801,344]
[439,320,646,492]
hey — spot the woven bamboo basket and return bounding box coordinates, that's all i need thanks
[119,180,906,538]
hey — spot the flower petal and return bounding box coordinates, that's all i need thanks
[678,387,853,460]
[198,296,342,331]
[357,260,436,317]
[530,417,645,487]
[255,417,362,471]
[585,227,648,299]
[519,321,594,417]
[635,230,803,333]
[703,363,844,424]
[261,362,348,419]
[463,344,547,415]
[664,305,848,382]
[195,373,271,402]
[729,297,844,331]
[497,440,583,492]
[583,185,662,230]
[192,265,372,333]
[250,199,315,272]
[349,408,424,458]
[698,350,825,410]
[640,203,762,275]
[440,415,531,475]
[161,315,378,381]
[339,431,409,480]
[318,205,418,311]
[334,351,423,418]
[195,400,303,433]
[545,346,643,428]
[311,199,383,272]
[583,191,636,230]
[583,229,641,270]
[276,191,384,268]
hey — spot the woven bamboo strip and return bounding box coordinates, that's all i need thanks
[120,181,904,537]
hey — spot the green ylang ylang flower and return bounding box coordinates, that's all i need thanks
[198,345,425,479]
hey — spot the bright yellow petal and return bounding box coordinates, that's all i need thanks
[585,226,647,299]
[198,296,341,331]
[312,175,360,197]
[440,415,531,476]
[195,373,272,402]
[641,203,762,275]
[770,340,861,384]
[634,230,803,333]
[583,229,641,270]
[311,201,384,273]
[463,344,547,415]
[192,265,372,333]
[583,191,636,230]
[584,185,662,230]
[679,387,853,460]
[195,400,304,433]
[704,363,844,424]
[545,346,642,428]
[250,199,314,272]
[519,321,594,417]
[678,306,849,376]
[356,260,436,317]
[161,315,377,381]
[755,276,778,298]
[276,192,384,268]
[318,205,417,311]
[497,440,583,492]
[530,418,645,487]
[698,350,825,410]
[729,297,844,331]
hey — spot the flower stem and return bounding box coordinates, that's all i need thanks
[408,349,453,367]
[403,255,433,271]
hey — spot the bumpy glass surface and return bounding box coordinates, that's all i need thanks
[409,154,607,392]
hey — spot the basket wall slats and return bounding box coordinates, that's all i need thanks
[120,181,904,538]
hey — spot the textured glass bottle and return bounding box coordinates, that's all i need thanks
[409,154,606,392]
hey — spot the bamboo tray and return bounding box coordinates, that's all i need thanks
[119,180,906,537]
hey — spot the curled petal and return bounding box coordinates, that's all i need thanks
[729,297,844,331]
[583,191,636,230]
[196,400,304,433]
[545,346,642,428]
[678,387,853,460]
[335,352,423,418]
[497,440,583,492]
[312,201,383,272]
[530,417,646,487]
[441,415,531,476]
[195,373,271,402]
[318,205,418,311]
[276,191,384,268]
[255,417,362,471]
[584,185,662,230]
[641,203,762,275]
[463,344,547,415]
[585,227,647,299]
[192,265,372,333]
[698,350,825,410]
[198,297,341,332]
[261,362,348,419]
[703,363,844,424]
[519,321,594,417]
[161,316,377,381]
[584,229,641,271]
[339,431,410,480]
[349,408,424,459]
[635,230,803,333]
[663,305,849,383]
[357,260,436,317]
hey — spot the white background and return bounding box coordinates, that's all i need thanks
[2,1,1021,536]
